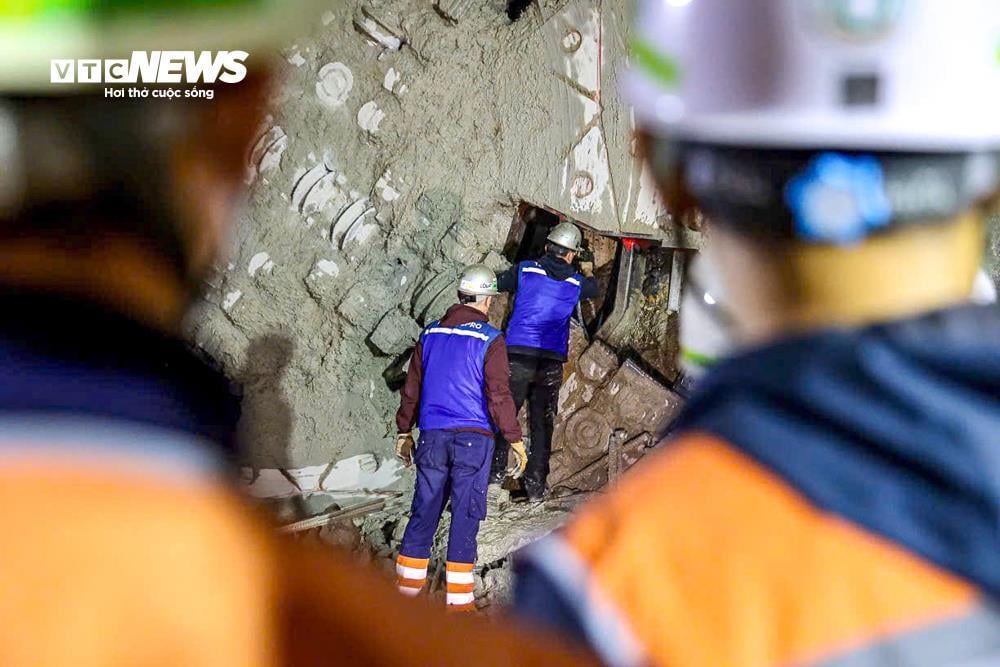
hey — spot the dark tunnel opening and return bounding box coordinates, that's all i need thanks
[506,0,534,22]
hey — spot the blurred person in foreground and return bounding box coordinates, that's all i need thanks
[515,1,1000,665]
[0,3,595,665]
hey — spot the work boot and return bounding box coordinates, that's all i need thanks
[486,484,509,512]
[522,472,547,504]
[525,489,546,504]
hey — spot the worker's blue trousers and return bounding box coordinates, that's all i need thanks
[399,429,494,564]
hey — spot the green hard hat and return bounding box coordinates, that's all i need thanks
[0,0,324,92]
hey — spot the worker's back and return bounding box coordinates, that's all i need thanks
[517,304,1000,666]
[0,292,593,666]
[505,258,583,359]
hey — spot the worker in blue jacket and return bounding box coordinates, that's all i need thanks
[489,222,600,501]
[394,264,528,610]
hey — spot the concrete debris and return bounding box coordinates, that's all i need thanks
[248,252,274,277]
[357,101,386,134]
[244,468,299,499]
[356,490,588,611]
[315,62,354,109]
[412,270,458,325]
[353,10,404,50]
[319,516,365,552]
[370,310,421,355]
[243,453,405,499]
[247,126,288,182]
[434,0,475,22]
[338,282,393,331]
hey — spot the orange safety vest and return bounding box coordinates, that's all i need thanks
[521,434,999,667]
[0,451,596,666]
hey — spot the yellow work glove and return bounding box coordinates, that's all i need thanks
[507,440,528,479]
[396,432,415,467]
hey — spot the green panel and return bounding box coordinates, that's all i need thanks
[630,36,681,88]
[0,0,262,19]
[680,346,717,368]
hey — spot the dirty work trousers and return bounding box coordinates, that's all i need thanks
[399,429,494,565]
[490,354,563,497]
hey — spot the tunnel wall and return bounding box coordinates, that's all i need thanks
[189,0,688,469]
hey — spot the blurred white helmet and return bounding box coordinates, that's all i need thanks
[626,0,1000,152]
[679,253,732,381]
[626,0,1000,244]
[971,269,998,305]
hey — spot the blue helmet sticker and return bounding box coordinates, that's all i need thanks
[785,152,892,244]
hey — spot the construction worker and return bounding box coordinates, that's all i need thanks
[0,4,596,665]
[515,1,1000,666]
[489,222,600,501]
[394,264,527,611]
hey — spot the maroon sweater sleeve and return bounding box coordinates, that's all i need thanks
[484,336,523,443]
[395,341,423,433]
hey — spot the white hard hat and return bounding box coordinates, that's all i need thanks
[546,222,583,252]
[626,0,1000,152]
[679,253,732,380]
[458,264,499,296]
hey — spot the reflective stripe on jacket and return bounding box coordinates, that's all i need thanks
[518,433,998,667]
[515,305,1000,666]
[418,319,502,432]
[505,261,583,358]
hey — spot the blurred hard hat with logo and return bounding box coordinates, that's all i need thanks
[626,0,1000,245]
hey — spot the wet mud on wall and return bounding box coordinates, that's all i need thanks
[189,0,691,473]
